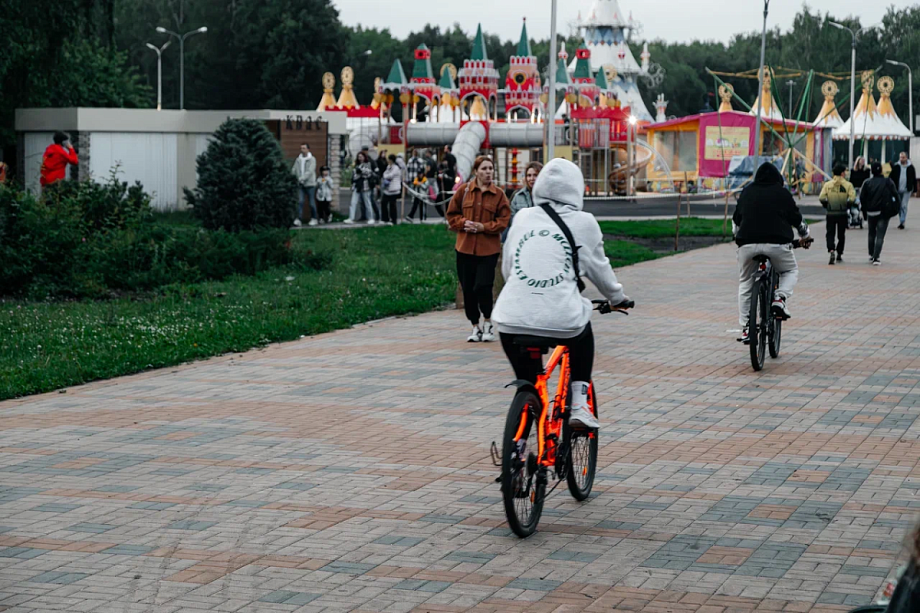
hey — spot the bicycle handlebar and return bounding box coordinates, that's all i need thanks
[592,299,635,314]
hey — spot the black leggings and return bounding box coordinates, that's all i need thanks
[456,251,498,325]
[499,323,595,384]
[408,197,427,220]
[826,216,847,254]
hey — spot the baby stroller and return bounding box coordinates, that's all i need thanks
[848,189,864,229]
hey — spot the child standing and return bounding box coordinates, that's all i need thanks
[316,166,334,223]
[407,169,431,222]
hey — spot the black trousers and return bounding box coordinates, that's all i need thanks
[381,193,399,223]
[408,197,427,220]
[868,214,890,260]
[499,323,595,384]
[456,251,498,325]
[826,216,847,254]
[316,199,331,221]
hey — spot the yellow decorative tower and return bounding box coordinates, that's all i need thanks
[335,67,359,109]
[317,72,337,111]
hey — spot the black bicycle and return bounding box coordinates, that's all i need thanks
[747,238,812,371]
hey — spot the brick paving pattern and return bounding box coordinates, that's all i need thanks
[2,226,920,612]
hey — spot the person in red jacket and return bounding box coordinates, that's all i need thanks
[40,132,79,189]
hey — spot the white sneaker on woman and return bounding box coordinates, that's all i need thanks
[343,219,355,225]
[569,405,600,429]
[467,326,483,342]
[481,321,496,342]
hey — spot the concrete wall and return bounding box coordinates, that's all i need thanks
[89,133,179,207]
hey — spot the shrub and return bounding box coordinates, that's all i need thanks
[0,178,325,300]
[185,118,298,231]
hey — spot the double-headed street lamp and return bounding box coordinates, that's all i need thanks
[829,21,874,170]
[155,25,208,110]
[145,41,171,111]
[886,59,914,134]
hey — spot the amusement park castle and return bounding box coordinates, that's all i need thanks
[318,0,658,193]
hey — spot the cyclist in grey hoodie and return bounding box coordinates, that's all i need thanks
[492,159,631,430]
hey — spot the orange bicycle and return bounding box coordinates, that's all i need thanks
[493,299,634,537]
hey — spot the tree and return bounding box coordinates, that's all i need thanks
[185,119,297,232]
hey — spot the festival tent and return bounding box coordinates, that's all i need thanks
[813,81,844,128]
[834,75,911,141]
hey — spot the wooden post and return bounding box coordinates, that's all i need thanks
[684,172,690,217]
[675,190,682,252]
[722,188,730,236]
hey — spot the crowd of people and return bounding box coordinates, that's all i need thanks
[342,145,460,225]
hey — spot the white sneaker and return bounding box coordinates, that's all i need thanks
[467,326,482,342]
[771,297,791,320]
[873,259,881,266]
[293,219,302,227]
[481,321,496,342]
[308,219,318,226]
[569,404,600,429]
[367,220,377,225]
[343,219,355,225]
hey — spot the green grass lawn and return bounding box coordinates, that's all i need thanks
[1,219,721,400]
[0,225,457,400]
[599,217,731,238]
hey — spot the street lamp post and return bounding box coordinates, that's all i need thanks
[156,25,208,110]
[829,22,874,170]
[887,59,914,134]
[145,41,171,111]
[753,0,770,162]
[547,0,558,161]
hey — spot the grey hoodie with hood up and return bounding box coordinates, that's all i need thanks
[492,159,627,339]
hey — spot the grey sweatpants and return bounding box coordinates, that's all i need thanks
[737,243,798,326]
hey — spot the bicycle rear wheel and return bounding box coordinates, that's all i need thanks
[566,383,599,501]
[769,317,782,359]
[749,279,767,371]
[501,389,544,538]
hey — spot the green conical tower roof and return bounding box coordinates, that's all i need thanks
[385,59,407,85]
[470,24,488,61]
[411,43,434,81]
[595,68,608,90]
[572,44,593,80]
[554,58,570,85]
[439,67,456,89]
[516,20,531,57]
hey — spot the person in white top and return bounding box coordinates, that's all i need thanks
[492,159,631,430]
[292,143,318,226]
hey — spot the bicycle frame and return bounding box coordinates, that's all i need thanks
[514,345,570,469]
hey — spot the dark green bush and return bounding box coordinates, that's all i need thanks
[185,118,298,232]
[0,177,326,300]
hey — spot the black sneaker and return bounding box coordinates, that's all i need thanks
[828,252,836,265]
[836,254,843,263]
[899,224,905,229]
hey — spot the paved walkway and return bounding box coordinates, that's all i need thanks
[3,225,920,612]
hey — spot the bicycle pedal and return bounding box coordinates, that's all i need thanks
[494,473,502,483]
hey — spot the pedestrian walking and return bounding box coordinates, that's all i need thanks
[849,156,870,229]
[447,156,511,343]
[406,148,426,184]
[380,154,402,225]
[505,161,543,241]
[292,143,318,226]
[40,132,79,190]
[859,161,900,265]
[315,166,334,223]
[818,164,856,265]
[345,151,376,225]
[889,151,916,229]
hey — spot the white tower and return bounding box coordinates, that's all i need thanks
[570,0,654,121]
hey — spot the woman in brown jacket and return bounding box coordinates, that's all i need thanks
[447,156,511,342]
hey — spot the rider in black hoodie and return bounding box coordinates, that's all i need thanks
[733,163,810,342]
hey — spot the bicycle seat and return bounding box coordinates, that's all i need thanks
[752,255,769,263]
[512,336,558,349]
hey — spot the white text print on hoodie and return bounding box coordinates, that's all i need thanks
[492,159,626,339]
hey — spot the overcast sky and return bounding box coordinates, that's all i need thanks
[333,0,915,44]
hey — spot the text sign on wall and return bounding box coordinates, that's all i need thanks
[704,126,750,160]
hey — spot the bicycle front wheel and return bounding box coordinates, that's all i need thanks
[501,389,544,538]
[749,279,767,371]
[566,383,598,501]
